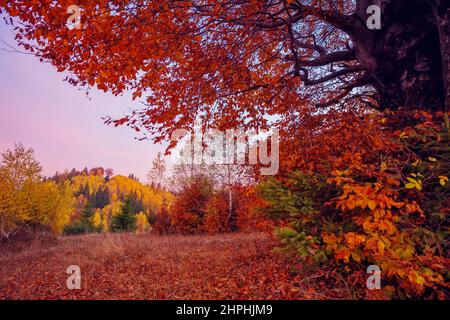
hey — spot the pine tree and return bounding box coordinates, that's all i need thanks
[93,187,110,209]
[110,197,137,232]
[128,173,140,182]
[79,205,95,233]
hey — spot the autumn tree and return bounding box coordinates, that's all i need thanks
[0,143,73,239]
[169,160,208,192]
[135,212,150,234]
[146,152,166,189]
[152,198,172,234]
[105,168,114,181]
[20,180,74,234]
[1,0,449,142]
[89,167,105,177]
[171,176,214,234]
[0,143,43,238]
[204,189,241,234]
[258,111,449,298]
[65,170,172,234]
[203,163,253,231]
[0,142,41,187]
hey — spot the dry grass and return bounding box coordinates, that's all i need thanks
[0,232,358,300]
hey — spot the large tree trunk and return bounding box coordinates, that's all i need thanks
[432,0,450,118]
[353,0,448,111]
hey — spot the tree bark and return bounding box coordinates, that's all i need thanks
[352,0,447,111]
[432,0,450,118]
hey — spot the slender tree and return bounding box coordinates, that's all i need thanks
[146,152,166,189]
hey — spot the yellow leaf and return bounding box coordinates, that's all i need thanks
[405,177,422,190]
[351,252,361,262]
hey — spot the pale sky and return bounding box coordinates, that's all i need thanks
[0,23,167,181]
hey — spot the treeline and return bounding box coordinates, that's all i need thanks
[62,162,264,235]
[0,143,174,240]
[61,171,173,235]
[154,176,265,235]
[0,144,264,240]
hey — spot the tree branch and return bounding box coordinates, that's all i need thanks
[300,65,364,86]
[296,50,356,67]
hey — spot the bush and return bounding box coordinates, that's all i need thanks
[63,221,92,235]
[204,191,230,234]
[152,203,173,234]
[260,111,449,299]
[170,177,213,234]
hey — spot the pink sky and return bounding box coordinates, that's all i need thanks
[0,24,167,181]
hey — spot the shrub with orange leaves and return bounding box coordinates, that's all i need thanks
[235,186,274,232]
[260,110,449,299]
[152,201,173,235]
[170,177,214,234]
[203,191,230,234]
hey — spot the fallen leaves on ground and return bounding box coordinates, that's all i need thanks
[0,232,347,300]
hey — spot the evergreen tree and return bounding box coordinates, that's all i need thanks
[80,205,95,232]
[110,197,137,232]
[93,187,110,209]
[128,191,144,214]
[128,173,139,182]
[68,168,79,179]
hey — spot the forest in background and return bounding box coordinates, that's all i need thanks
[0,143,268,239]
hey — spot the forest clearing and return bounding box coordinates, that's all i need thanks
[0,232,354,300]
[1,0,449,302]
